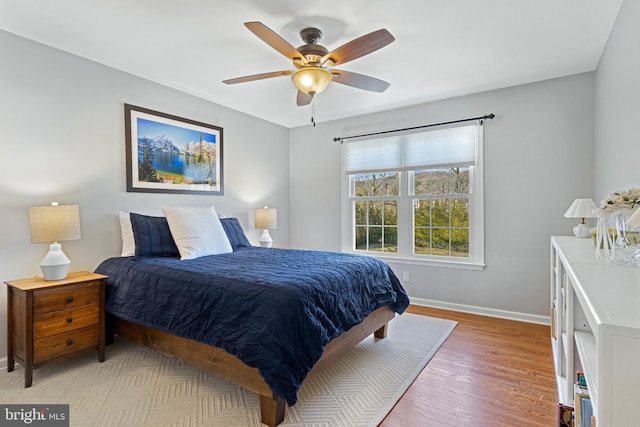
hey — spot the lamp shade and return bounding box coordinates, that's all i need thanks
[563,198,598,219]
[29,203,81,243]
[291,68,333,95]
[627,208,640,226]
[255,207,277,230]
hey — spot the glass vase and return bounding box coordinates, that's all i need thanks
[595,209,640,265]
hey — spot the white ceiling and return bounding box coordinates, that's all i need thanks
[0,0,623,128]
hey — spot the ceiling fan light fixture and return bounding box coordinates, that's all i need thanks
[291,68,333,95]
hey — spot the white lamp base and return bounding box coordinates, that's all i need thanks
[259,229,273,248]
[40,243,71,280]
[573,223,591,238]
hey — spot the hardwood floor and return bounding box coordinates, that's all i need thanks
[380,306,558,427]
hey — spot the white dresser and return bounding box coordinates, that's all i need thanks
[551,236,640,426]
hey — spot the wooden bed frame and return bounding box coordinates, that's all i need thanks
[110,305,396,426]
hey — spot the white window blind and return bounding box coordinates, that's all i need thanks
[344,122,478,174]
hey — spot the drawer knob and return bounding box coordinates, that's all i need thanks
[66,340,73,346]
[65,296,74,303]
[66,318,73,323]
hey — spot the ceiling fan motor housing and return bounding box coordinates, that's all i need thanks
[295,28,330,68]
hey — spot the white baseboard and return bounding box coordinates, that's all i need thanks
[0,356,7,372]
[410,297,550,325]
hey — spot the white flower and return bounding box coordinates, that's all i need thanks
[599,188,640,212]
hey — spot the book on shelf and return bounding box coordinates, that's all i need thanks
[576,371,587,387]
[574,381,594,427]
[580,397,594,427]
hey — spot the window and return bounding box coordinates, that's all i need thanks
[342,122,484,268]
[354,172,399,252]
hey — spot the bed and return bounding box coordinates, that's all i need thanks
[95,211,410,426]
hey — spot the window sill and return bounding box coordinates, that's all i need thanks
[348,251,485,270]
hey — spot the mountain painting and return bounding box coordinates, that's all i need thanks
[125,105,223,195]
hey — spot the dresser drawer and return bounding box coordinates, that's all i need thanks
[33,282,99,314]
[34,325,99,364]
[33,304,99,339]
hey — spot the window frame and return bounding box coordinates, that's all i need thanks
[341,122,485,270]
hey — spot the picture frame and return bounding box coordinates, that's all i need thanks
[125,104,223,195]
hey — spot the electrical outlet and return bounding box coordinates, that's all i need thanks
[402,271,410,281]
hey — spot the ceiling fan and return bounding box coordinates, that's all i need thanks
[223,21,395,106]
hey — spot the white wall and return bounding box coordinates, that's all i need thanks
[594,0,640,200]
[0,30,290,362]
[290,73,595,321]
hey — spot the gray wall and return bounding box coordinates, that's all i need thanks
[289,73,595,322]
[594,0,640,200]
[0,30,290,364]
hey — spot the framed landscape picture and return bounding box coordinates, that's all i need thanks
[125,104,223,195]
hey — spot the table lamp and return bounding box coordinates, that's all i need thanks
[255,206,277,248]
[29,202,81,280]
[563,198,597,238]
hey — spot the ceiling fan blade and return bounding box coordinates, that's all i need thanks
[331,70,390,93]
[321,29,395,66]
[223,70,292,85]
[296,91,313,106]
[244,21,308,65]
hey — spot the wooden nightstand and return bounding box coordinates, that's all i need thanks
[5,271,108,387]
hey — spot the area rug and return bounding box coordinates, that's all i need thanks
[0,313,456,427]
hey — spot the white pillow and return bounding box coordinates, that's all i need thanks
[119,211,136,257]
[162,206,232,260]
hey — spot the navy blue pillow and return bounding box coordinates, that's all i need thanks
[220,217,252,250]
[130,213,180,258]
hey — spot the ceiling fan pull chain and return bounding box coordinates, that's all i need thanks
[311,95,316,127]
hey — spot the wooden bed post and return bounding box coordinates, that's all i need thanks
[374,322,388,338]
[259,395,286,427]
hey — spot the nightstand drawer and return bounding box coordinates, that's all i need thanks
[34,325,99,364]
[33,282,99,314]
[33,304,99,339]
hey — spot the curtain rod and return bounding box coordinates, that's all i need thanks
[333,113,495,143]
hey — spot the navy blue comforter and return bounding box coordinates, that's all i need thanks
[95,247,409,405]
